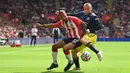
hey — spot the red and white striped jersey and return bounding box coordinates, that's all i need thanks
[55,16,83,38]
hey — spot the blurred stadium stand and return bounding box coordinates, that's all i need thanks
[0,0,129,41]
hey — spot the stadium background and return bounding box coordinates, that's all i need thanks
[0,0,130,40]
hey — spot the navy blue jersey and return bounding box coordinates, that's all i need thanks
[77,11,102,33]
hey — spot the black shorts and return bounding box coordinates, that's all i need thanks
[62,38,82,49]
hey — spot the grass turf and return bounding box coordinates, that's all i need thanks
[0,42,130,73]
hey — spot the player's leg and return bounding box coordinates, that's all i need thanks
[47,40,66,70]
[30,36,33,46]
[56,36,58,42]
[53,38,55,44]
[47,38,79,71]
[71,40,85,70]
[80,33,103,61]
[63,42,75,71]
[55,34,58,43]
[34,36,36,46]
[71,49,80,70]
[63,38,81,71]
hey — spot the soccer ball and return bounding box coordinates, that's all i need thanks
[81,51,91,61]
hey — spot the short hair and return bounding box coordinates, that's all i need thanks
[84,3,93,10]
[59,7,66,11]
[55,8,66,15]
[59,10,66,14]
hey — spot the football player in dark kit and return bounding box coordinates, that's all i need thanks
[71,3,103,70]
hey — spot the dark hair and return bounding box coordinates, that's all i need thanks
[59,10,66,14]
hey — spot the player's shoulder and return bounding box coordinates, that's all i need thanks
[78,11,85,15]
[90,13,97,17]
[90,13,99,20]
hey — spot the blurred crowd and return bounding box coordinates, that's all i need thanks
[0,0,129,39]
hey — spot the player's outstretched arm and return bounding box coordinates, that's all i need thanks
[36,23,57,28]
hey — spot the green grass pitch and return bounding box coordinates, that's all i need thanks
[0,42,130,73]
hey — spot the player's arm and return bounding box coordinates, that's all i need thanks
[37,23,57,28]
[69,11,82,18]
[37,20,62,28]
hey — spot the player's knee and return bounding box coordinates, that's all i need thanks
[63,46,67,52]
[52,44,58,52]
[63,47,70,55]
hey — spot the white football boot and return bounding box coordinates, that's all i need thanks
[97,51,103,61]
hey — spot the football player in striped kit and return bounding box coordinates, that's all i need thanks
[37,9,86,71]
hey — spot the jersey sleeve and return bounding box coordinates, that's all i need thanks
[55,20,63,27]
[76,11,84,18]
